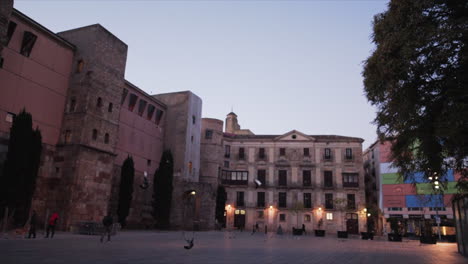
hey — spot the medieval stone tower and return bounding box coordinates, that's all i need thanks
[52,25,127,228]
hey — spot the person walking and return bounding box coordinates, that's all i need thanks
[100,213,113,243]
[302,224,306,235]
[45,213,59,238]
[27,210,38,239]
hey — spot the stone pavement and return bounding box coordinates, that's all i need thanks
[0,231,465,264]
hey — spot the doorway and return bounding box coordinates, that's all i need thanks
[346,213,359,234]
[234,209,246,230]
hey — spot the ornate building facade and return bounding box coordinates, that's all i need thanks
[201,113,367,234]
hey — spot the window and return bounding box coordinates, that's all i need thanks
[345,148,353,160]
[92,129,98,140]
[347,194,355,210]
[188,161,193,174]
[236,192,245,207]
[191,135,194,143]
[65,130,72,143]
[20,31,38,57]
[325,193,333,209]
[279,213,286,222]
[147,105,155,120]
[257,211,264,219]
[147,159,151,167]
[304,214,311,222]
[69,98,76,112]
[108,103,113,113]
[408,207,423,211]
[324,171,333,188]
[278,170,287,186]
[303,170,311,186]
[238,147,245,160]
[192,115,196,124]
[388,207,403,211]
[324,148,332,160]
[0,56,3,68]
[220,170,248,185]
[155,109,164,125]
[104,133,109,144]
[259,148,265,159]
[76,59,84,73]
[280,148,286,156]
[279,192,287,208]
[97,97,103,107]
[292,134,297,139]
[326,212,333,220]
[303,193,312,208]
[6,21,17,46]
[128,94,138,111]
[429,207,446,211]
[224,161,229,168]
[138,99,147,116]
[257,170,266,185]
[205,129,213,139]
[5,112,15,123]
[121,88,128,105]
[304,148,310,157]
[343,173,359,187]
[257,192,265,207]
[224,145,230,158]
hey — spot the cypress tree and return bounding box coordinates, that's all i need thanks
[215,186,227,226]
[0,109,42,227]
[153,150,173,229]
[117,156,135,227]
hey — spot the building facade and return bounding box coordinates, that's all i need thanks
[364,141,460,236]
[0,4,216,230]
[201,113,367,234]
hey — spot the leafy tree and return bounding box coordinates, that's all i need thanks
[0,109,42,227]
[117,156,134,227]
[153,150,174,228]
[363,0,468,190]
[215,185,227,227]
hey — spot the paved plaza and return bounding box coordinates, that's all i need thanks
[0,231,465,264]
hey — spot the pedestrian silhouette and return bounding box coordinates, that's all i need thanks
[28,210,37,239]
[45,213,59,238]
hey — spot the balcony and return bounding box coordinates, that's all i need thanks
[343,182,359,188]
[221,179,248,186]
[323,155,333,162]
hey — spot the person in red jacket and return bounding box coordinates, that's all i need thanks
[45,213,59,238]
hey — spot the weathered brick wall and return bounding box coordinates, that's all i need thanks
[171,178,216,230]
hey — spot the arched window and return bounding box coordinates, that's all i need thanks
[92,129,98,140]
[104,133,109,144]
[97,97,102,107]
[108,103,113,113]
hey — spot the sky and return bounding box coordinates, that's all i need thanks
[15,0,390,149]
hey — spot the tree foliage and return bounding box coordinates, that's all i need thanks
[215,185,227,226]
[0,109,42,227]
[153,150,174,228]
[117,156,134,227]
[363,0,468,191]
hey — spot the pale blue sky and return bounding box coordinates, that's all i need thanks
[16,0,389,149]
